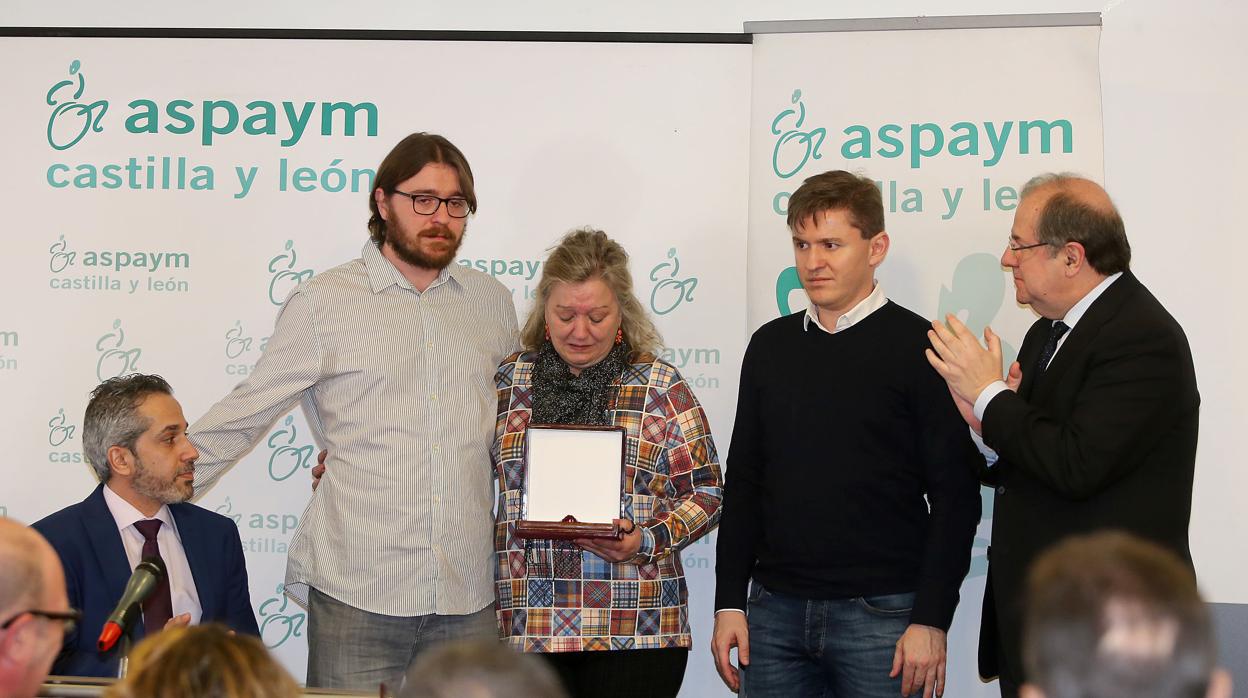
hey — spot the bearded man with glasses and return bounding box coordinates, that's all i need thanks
[189,132,519,692]
[0,517,75,698]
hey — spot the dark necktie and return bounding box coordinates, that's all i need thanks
[133,519,173,635]
[1036,320,1070,373]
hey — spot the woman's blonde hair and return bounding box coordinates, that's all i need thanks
[104,624,300,698]
[520,228,662,356]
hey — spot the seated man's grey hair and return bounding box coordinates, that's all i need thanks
[399,640,567,698]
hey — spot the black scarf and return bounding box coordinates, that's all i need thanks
[530,339,629,426]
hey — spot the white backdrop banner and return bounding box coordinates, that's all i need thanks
[0,36,749,693]
[0,21,1107,696]
[747,21,1104,698]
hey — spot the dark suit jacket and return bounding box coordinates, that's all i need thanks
[978,271,1199,685]
[32,484,260,677]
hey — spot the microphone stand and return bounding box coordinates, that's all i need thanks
[112,605,140,679]
[117,630,131,679]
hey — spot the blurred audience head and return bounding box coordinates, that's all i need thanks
[104,624,299,698]
[399,640,568,698]
[1022,531,1231,698]
[0,518,72,698]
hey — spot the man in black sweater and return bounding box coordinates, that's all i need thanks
[712,171,981,698]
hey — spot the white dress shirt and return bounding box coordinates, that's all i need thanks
[803,281,887,334]
[972,272,1123,462]
[101,484,203,624]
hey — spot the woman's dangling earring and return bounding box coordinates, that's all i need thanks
[544,325,550,341]
[615,328,624,345]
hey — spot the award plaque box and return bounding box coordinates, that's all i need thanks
[514,424,625,540]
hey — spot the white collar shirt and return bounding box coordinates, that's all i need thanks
[1047,271,1122,366]
[101,484,202,625]
[803,281,887,334]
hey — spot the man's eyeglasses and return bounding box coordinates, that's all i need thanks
[393,191,471,219]
[1,608,82,634]
[1007,239,1050,254]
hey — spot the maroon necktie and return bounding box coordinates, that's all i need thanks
[133,519,173,635]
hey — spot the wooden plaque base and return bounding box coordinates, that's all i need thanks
[515,517,620,541]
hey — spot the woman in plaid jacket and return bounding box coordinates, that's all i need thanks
[491,228,723,698]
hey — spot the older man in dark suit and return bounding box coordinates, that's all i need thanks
[33,374,258,677]
[925,174,1199,697]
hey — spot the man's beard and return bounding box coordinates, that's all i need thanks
[388,224,465,270]
[132,458,194,505]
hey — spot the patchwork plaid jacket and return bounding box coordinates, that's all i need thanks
[492,350,723,652]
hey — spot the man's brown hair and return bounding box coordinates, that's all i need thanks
[786,170,884,239]
[367,133,477,246]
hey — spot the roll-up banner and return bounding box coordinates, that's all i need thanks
[746,15,1103,698]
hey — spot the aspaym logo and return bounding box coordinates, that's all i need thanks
[48,408,76,447]
[771,89,827,180]
[48,408,85,465]
[46,60,108,151]
[224,321,268,376]
[648,248,697,316]
[95,319,141,381]
[49,236,76,272]
[267,415,316,482]
[268,240,314,305]
[226,321,253,360]
[258,584,306,649]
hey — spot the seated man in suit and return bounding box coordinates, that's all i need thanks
[1021,532,1231,698]
[33,374,259,677]
[0,517,74,698]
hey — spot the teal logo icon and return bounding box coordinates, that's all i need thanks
[46,60,108,151]
[936,252,1018,579]
[648,248,698,315]
[224,321,267,377]
[225,321,253,359]
[48,408,77,447]
[49,235,76,272]
[95,319,141,380]
[774,267,803,316]
[258,583,306,649]
[214,497,244,526]
[267,415,315,482]
[771,89,827,179]
[936,253,1018,368]
[267,240,314,305]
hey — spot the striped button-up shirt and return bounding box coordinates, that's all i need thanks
[191,241,518,616]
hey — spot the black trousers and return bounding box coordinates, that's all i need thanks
[540,647,689,698]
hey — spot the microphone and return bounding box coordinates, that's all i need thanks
[97,557,167,652]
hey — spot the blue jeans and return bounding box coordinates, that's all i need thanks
[741,582,915,698]
[306,587,499,691]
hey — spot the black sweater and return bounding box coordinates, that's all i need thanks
[714,302,981,630]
